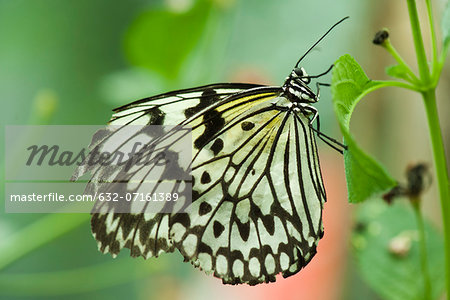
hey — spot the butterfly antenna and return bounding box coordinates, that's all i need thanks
[295,16,349,68]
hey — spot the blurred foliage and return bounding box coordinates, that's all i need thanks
[124,0,212,80]
[0,256,167,297]
[352,200,445,300]
[4,0,440,299]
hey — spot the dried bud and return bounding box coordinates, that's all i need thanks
[373,29,389,45]
[406,163,431,198]
[381,162,431,203]
[382,185,405,204]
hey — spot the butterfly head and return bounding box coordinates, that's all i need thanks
[292,67,311,84]
[282,67,317,104]
[281,17,349,106]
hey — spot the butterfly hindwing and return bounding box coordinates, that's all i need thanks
[171,95,326,284]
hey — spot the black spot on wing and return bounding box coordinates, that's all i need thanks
[171,213,191,228]
[213,220,225,238]
[194,109,225,149]
[198,242,213,254]
[199,201,212,216]
[210,138,224,156]
[184,88,219,118]
[193,89,225,149]
[241,121,255,131]
[192,190,200,201]
[148,107,165,125]
[250,203,275,235]
[201,171,211,184]
[261,216,275,235]
[235,219,250,241]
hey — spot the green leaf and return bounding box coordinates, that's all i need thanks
[332,54,396,203]
[342,135,397,203]
[353,200,445,300]
[385,64,410,81]
[442,1,450,52]
[124,2,211,80]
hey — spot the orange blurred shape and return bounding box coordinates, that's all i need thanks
[228,67,274,86]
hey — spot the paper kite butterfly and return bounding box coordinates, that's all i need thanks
[73,17,348,285]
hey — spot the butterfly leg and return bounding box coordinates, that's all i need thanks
[300,104,346,153]
[300,65,333,99]
[310,114,347,154]
[315,82,330,100]
[296,105,346,154]
[301,64,334,81]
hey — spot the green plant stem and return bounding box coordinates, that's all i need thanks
[412,197,432,300]
[383,40,420,84]
[424,0,438,74]
[405,1,449,295]
[406,0,431,83]
[437,46,448,81]
[0,214,89,270]
[422,89,450,299]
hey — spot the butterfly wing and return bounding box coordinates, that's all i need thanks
[74,83,266,259]
[109,83,264,126]
[77,83,326,285]
[171,95,326,284]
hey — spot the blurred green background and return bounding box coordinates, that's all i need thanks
[1,0,448,299]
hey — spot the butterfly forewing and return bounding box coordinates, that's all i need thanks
[75,84,266,258]
[110,83,263,126]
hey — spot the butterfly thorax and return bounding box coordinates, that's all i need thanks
[281,67,317,104]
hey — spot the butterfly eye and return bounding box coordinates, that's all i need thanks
[293,67,303,77]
